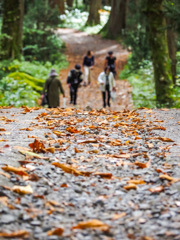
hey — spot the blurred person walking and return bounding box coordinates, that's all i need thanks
[104,51,117,77]
[67,64,83,105]
[41,69,65,108]
[98,66,116,108]
[83,50,94,86]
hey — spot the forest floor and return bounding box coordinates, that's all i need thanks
[0,30,180,240]
[56,28,133,111]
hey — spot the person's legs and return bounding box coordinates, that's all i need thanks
[70,86,74,104]
[73,86,78,105]
[105,85,111,107]
[102,91,106,108]
[88,68,91,85]
[84,66,89,85]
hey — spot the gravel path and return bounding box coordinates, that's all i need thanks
[0,107,180,240]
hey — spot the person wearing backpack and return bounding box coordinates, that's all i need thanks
[67,64,83,105]
[41,68,65,108]
[104,51,117,77]
[98,66,116,108]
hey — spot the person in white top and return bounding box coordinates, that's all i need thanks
[98,66,116,108]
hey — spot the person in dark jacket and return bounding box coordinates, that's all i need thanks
[104,51,117,77]
[41,69,65,108]
[67,64,83,105]
[83,50,94,86]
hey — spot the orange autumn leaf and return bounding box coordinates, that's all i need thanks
[72,219,110,231]
[159,174,174,181]
[20,128,33,131]
[123,183,137,190]
[134,162,147,169]
[127,179,145,185]
[157,137,174,142]
[0,230,29,238]
[0,128,6,131]
[66,127,80,133]
[12,185,33,195]
[46,147,55,153]
[74,147,83,153]
[60,183,68,188]
[29,139,46,153]
[48,228,64,236]
[112,212,126,220]
[93,172,113,179]
[52,162,92,177]
[2,165,28,176]
[149,186,164,193]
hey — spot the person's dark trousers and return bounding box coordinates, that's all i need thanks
[70,86,74,104]
[102,85,111,108]
[71,85,78,105]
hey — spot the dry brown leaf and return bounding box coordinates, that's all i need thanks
[46,147,55,153]
[0,230,29,238]
[159,174,174,181]
[134,162,147,169]
[2,165,28,176]
[0,171,10,179]
[48,228,64,236]
[52,162,92,177]
[29,139,46,153]
[20,128,33,131]
[66,126,80,133]
[60,183,68,188]
[123,183,137,190]
[149,186,164,193]
[157,137,174,142]
[93,172,113,179]
[74,147,83,153]
[112,212,126,220]
[0,128,6,131]
[12,185,33,194]
[72,219,110,231]
[78,139,98,144]
[127,179,145,185]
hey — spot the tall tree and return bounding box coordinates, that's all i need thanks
[0,0,24,60]
[101,0,128,38]
[86,0,101,26]
[146,0,173,107]
[49,0,65,14]
[66,0,73,8]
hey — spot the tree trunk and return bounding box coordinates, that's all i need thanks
[101,0,127,39]
[49,0,65,14]
[86,0,101,26]
[0,0,24,60]
[146,0,173,107]
[66,0,73,8]
[166,18,177,85]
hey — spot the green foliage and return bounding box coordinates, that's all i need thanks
[23,0,65,63]
[0,77,39,107]
[120,59,156,108]
[120,57,180,108]
[123,0,150,70]
[59,8,109,34]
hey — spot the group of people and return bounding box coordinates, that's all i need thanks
[41,51,117,108]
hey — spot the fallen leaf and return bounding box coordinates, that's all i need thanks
[19,150,49,160]
[134,162,147,169]
[0,128,6,131]
[157,137,174,142]
[159,174,174,181]
[112,212,126,220]
[149,186,164,193]
[0,230,29,238]
[127,179,145,185]
[46,147,55,153]
[66,127,80,133]
[12,185,33,194]
[72,219,110,231]
[74,147,83,153]
[93,172,113,179]
[29,139,46,153]
[52,162,92,177]
[2,165,28,176]
[0,171,10,179]
[123,183,137,190]
[48,228,64,236]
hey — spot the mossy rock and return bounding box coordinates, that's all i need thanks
[8,72,44,92]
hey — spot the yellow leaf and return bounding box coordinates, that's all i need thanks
[0,230,29,238]
[159,174,174,181]
[127,179,145,185]
[72,219,110,231]
[12,185,33,195]
[123,183,137,190]
[2,165,28,176]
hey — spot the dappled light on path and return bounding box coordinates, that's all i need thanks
[57,28,133,110]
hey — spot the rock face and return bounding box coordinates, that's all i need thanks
[0,107,180,240]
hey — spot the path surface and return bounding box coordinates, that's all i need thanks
[57,29,133,110]
[0,106,180,240]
